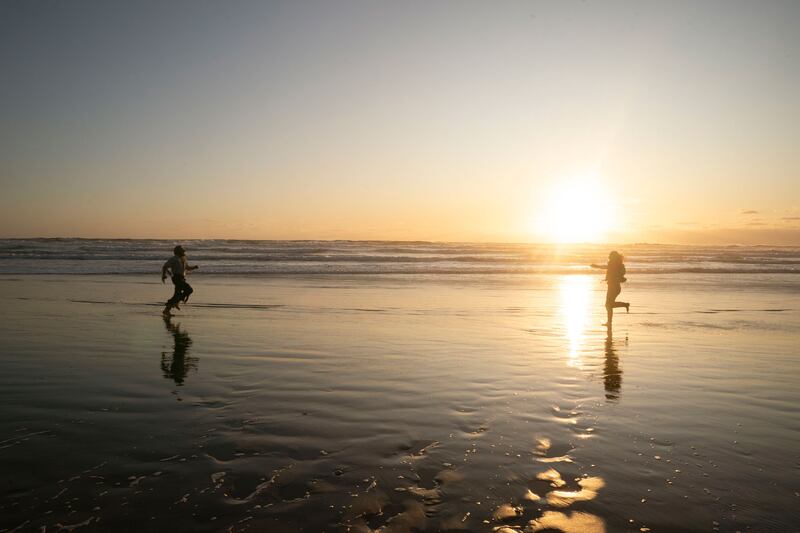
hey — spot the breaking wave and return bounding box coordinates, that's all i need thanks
[1,239,798,275]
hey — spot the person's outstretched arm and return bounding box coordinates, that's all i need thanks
[590,263,607,269]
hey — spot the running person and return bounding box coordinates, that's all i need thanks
[162,245,198,316]
[592,251,629,326]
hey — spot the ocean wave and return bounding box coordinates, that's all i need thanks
[1,265,798,276]
[1,239,799,276]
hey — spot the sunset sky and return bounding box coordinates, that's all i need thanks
[1,1,799,244]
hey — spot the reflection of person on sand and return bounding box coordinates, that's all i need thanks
[603,330,622,401]
[161,316,197,385]
[591,251,629,326]
[161,245,198,316]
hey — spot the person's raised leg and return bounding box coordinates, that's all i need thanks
[181,282,193,304]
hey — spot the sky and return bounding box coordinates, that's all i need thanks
[1,0,799,244]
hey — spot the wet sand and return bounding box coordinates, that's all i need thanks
[1,274,799,532]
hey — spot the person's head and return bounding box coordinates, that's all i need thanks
[173,245,186,257]
[608,250,623,264]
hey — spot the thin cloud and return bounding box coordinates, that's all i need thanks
[649,227,800,245]
[740,209,759,215]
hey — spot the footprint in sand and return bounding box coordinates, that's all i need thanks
[493,444,607,533]
[529,510,606,533]
[536,467,567,488]
[545,476,605,508]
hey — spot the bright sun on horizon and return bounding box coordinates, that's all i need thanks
[533,177,616,244]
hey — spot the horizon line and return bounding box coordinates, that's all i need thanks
[1,236,798,248]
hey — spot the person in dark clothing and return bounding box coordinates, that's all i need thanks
[592,250,629,326]
[161,245,198,316]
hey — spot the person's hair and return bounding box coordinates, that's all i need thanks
[608,250,623,264]
[173,245,185,256]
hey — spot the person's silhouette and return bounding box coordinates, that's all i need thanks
[592,251,630,326]
[161,245,198,316]
[161,316,198,385]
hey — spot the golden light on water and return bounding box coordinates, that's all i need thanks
[529,510,606,533]
[559,275,595,366]
[533,176,616,243]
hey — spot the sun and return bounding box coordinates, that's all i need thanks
[533,177,615,243]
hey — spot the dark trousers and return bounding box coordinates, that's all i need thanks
[167,275,193,307]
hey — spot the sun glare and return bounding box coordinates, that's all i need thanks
[533,178,615,243]
[559,275,595,367]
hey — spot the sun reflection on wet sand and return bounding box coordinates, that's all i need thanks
[529,510,606,533]
[546,476,605,507]
[559,276,595,367]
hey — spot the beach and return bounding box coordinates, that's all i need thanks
[1,259,799,531]
[4,0,800,530]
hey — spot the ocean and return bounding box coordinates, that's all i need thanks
[1,238,799,275]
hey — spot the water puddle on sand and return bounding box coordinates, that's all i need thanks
[2,276,614,532]
[0,421,610,532]
[3,274,799,531]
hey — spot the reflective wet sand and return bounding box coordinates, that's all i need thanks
[1,274,798,531]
